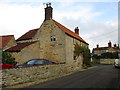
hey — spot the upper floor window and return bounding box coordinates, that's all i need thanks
[51,35,56,42]
[73,38,76,44]
[80,42,82,46]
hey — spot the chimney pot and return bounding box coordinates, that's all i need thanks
[114,44,117,48]
[97,44,99,48]
[74,27,79,35]
[108,41,112,47]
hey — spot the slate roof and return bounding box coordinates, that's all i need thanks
[0,35,14,49]
[53,20,88,45]
[16,28,39,41]
[5,41,38,52]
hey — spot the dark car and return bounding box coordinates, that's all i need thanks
[15,59,55,68]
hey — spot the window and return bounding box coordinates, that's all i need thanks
[51,35,56,42]
[73,38,76,44]
[80,42,82,46]
[74,56,76,60]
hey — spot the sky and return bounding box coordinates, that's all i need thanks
[0,0,119,51]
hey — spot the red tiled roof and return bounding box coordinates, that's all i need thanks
[6,41,38,52]
[93,47,108,50]
[93,47,120,50]
[0,35,14,49]
[16,28,39,41]
[53,20,88,45]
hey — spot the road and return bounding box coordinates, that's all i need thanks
[22,65,120,88]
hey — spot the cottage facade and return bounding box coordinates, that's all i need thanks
[0,35,16,51]
[93,41,120,57]
[4,4,88,65]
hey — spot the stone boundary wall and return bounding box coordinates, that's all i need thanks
[2,63,82,87]
[100,59,115,64]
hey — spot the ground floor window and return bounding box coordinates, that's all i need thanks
[74,56,76,60]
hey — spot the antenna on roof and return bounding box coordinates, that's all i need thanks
[43,2,51,8]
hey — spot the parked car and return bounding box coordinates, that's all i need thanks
[15,59,55,68]
[0,63,14,69]
[114,59,120,68]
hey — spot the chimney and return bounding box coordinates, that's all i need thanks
[74,27,79,35]
[114,44,117,48]
[44,3,53,21]
[108,41,112,47]
[97,44,99,48]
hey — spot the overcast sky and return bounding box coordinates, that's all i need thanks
[0,0,119,51]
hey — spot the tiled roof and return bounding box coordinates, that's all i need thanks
[16,28,39,41]
[6,41,38,52]
[0,35,14,49]
[53,20,88,45]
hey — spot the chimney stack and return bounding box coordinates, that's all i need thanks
[74,27,79,35]
[97,44,99,48]
[114,44,117,48]
[108,41,112,47]
[44,3,53,21]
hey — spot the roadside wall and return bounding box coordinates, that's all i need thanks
[92,58,115,64]
[2,63,82,87]
[100,59,115,64]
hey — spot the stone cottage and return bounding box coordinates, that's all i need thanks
[0,35,16,51]
[93,41,120,56]
[4,4,89,65]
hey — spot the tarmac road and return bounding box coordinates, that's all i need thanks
[21,65,120,88]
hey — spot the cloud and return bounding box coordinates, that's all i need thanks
[0,0,119,3]
[0,2,118,51]
[0,4,44,39]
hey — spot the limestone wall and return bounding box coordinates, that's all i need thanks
[34,20,66,63]
[2,63,82,87]
[100,59,115,64]
[11,42,40,65]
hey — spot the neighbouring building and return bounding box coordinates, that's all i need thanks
[92,41,120,57]
[0,35,16,51]
[2,3,89,65]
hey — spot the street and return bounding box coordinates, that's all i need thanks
[22,65,120,88]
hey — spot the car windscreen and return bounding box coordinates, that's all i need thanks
[26,60,37,65]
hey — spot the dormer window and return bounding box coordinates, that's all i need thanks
[51,35,56,42]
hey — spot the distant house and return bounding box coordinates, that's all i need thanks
[92,41,120,57]
[0,35,16,51]
[3,4,89,65]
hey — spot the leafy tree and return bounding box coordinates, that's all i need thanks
[2,51,17,65]
[74,43,91,67]
[92,54,101,59]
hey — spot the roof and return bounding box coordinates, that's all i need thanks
[93,47,120,50]
[0,35,14,49]
[5,41,38,52]
[53,20,88,45]
[16,28,39,41]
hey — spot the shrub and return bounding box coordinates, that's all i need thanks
[2,51,17,65]
[74,43,91,67]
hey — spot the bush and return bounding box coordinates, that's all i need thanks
[74,43,91,67]
[2,51,17,65]
[92,52,119,59]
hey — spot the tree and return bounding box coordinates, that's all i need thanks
[2,51,17,65]
[74,43,91,67]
